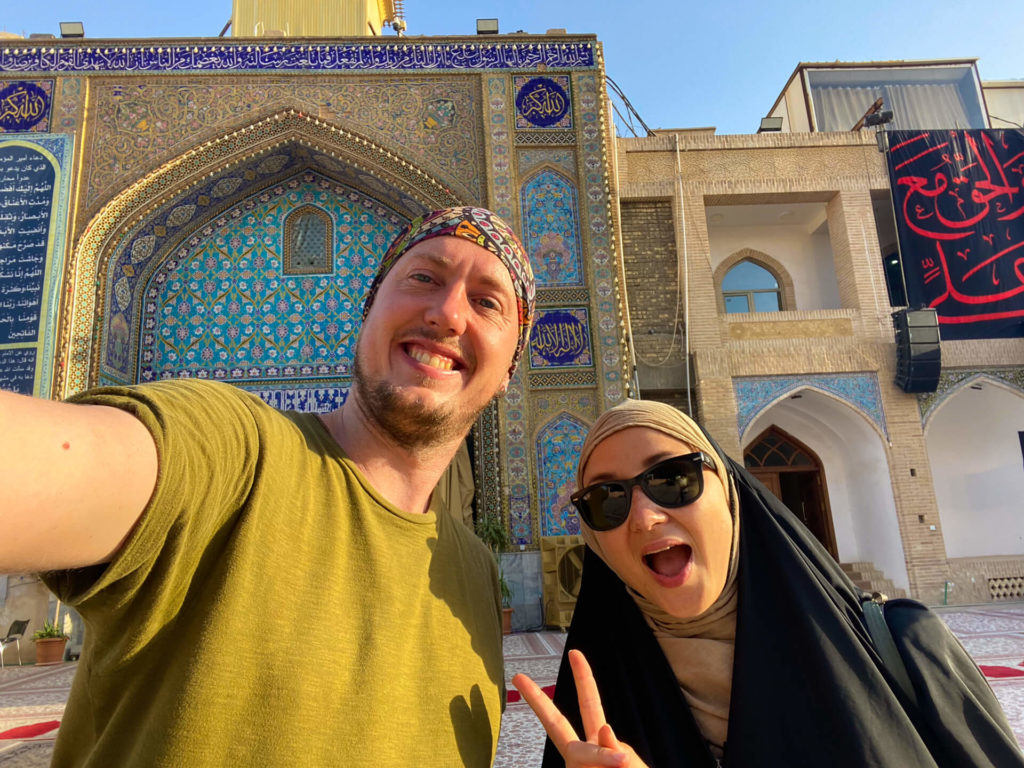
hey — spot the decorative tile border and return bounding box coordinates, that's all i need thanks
[528,370,597,389]
[735,373,887,439]
[515,131,576,146]
[574,71,624,405]
[473,400,503,533]
[487,74,530,542]
[0,41,596,75]
[535,287,589,305]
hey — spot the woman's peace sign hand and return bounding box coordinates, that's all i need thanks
[511,649,650,768]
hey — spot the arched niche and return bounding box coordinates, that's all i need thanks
[743,386,909,590]
[536,412,589,537]
[62,109,464,398]
[924,376,1024,558]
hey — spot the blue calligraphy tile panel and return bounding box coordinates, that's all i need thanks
[0,135,71,397]
[537,413,587,537]
[522,168,582,287]
[0,346,35,394]
[0,42,595,75]
[514,75,572,129]
[0,145,52,345]
[0,81,52,132]
[529,307,592,369]
[735,373,887,439]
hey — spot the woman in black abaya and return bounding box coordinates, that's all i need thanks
[512,399,1021,768]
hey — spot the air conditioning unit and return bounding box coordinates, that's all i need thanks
[541,535,585,629]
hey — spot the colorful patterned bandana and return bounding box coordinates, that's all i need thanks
[362,206,536,377]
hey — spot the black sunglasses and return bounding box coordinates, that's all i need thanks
[571,452,717,531]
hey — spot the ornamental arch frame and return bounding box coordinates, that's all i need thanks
[59,109,465,397]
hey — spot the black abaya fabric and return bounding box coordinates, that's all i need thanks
[542,456,1021,768]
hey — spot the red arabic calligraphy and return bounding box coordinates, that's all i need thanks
[891,130,1024,329]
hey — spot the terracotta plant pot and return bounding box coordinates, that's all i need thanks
[502,607,514,635]
[34,637,68,665]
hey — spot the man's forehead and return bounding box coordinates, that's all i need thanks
[403,239,516,293]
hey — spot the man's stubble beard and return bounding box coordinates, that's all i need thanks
[350,353,488,451]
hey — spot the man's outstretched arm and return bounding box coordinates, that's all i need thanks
[0,389,158,573]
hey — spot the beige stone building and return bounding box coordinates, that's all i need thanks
[612,60,1024,604]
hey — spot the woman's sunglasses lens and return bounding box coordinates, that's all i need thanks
[583,485,628,530]
[645,459,699,506]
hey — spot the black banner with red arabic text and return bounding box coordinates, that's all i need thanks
[885,129,1024,339]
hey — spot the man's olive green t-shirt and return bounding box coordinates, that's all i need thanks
[43,379,505,767]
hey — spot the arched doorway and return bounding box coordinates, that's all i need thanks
[744,425,838,558]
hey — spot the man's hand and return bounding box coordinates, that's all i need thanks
[512,649,650,768]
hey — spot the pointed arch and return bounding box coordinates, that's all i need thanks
[744,424,837,557]
[60,109,465,396]
[923,372,1024,434]
[536,412,589,536]
[736,374,888,445]
[741,387,909,591]
[924,374,1024,559]
[713,247,796,313]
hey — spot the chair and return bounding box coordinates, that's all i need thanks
[0,619,29,668]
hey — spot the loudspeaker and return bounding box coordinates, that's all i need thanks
[893,308,941,393]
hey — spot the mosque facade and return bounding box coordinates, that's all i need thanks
[0,7,1022,649]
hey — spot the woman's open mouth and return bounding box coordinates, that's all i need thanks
[643,543,692,586]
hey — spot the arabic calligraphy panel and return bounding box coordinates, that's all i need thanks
[0,80,52,133]
[529,307,593,369]
[514,75,572,130]
[0,145,53,346]
[886,129,1024,339]
[0,347,36,394]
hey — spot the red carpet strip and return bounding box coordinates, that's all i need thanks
[0,721,61,739]
[980,665,1024,679]
[507,684,556,703]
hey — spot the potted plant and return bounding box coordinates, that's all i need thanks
[476,514,515,634]
[33,621,69,665]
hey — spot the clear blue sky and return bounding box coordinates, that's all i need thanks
[3,1,1022,135]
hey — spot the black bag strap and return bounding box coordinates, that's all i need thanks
[862,592,919,708]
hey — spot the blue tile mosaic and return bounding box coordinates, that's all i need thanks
[735,373,887,439]
[537,413,587,537]
[522,168,582,287]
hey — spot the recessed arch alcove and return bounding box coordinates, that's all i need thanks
[62,110,466,403]
[742,386,909,591]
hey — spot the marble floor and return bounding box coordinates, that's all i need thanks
[3,603,1024,766]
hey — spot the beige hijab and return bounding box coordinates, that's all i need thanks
[576,399,740,757]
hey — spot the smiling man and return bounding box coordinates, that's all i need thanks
[0,206,535,768]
